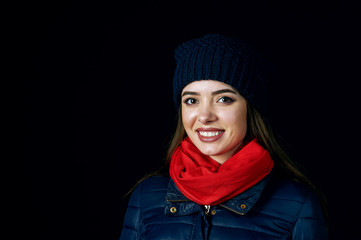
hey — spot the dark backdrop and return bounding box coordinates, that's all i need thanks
[22,1,359,239]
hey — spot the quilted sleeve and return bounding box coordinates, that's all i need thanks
[292,191,328,240]
[119,184,142,240]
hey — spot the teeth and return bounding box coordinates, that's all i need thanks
[199,131,223,137]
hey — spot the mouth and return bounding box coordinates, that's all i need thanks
[196,128,225,142]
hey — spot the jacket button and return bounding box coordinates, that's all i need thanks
[211,210,216,215]
[170,207,177,213]
[240,204,247,209]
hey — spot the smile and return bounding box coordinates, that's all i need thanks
[196,128,225,142]
[198,131,223,137]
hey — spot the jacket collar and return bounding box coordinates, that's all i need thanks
[165,173,271,216]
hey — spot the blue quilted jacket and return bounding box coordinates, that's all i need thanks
[120,174,328,239]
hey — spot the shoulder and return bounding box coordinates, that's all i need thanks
[128,175,170,209]
[136,175,170,195]
[252,176,328,238]
[269,177,315,202]
[120,176,170,239]
[258,176,325,223]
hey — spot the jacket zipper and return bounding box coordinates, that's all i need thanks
[167,200,211,215]
[167,200,244,216]
[204,205,211,215]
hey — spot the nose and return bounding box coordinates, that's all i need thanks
[198,103,217,124]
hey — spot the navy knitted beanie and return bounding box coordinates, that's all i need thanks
[173,34,270,115]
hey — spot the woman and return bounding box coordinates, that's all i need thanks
[119,34,328,239]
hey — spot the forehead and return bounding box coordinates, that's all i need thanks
[182,80,235,93]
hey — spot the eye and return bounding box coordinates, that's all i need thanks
[217,96,234,104]
[184,98,198,105]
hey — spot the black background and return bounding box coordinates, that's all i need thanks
[22,1,359,239]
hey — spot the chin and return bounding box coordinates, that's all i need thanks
[196,143,224,157]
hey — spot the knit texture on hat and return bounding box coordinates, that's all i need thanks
[173,34,270,115]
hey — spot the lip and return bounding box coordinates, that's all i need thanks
[196,128,225,142]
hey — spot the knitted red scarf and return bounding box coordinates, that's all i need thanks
[169,137,274,206]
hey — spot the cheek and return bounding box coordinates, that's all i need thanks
[220,108,247,135]
[181,109,197,132]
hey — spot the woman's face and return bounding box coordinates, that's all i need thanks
[181,80,248,164]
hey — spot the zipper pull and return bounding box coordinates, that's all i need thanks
[204,205,211,215]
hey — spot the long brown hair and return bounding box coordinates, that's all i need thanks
[127,102,328,223]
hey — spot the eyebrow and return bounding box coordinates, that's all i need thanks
[181,88,239,97]
[212,89,238,96]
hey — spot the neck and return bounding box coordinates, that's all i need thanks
[209,141,245,164]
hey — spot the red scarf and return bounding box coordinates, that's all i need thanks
[169,138,274,205]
